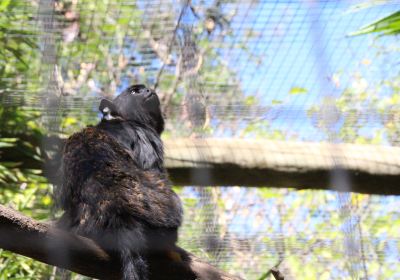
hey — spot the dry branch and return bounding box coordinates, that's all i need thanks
[0,204,241,280]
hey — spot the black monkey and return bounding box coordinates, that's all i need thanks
[56,85,183,280]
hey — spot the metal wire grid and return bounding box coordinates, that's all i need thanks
[2,1,400,279]
[179,187,400,279]
[2,1,399,140]
[33,2,400,139]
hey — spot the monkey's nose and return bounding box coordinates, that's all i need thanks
[142,88,153,99]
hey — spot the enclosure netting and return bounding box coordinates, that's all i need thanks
[1,0,400,279]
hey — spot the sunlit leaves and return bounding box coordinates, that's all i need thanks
[0,1,49,273]
[350,11,400,36]
[0,2,37,73]
[0,138,17,148]
[289,86,308,95]
[241,120,286,139]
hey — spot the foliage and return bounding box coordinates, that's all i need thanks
[302,4,400,278]
[51,0,259,137]
[1,0,400,279]
[351,10,400,36]
[0,0,55,278]
[0,81,53,279]
[0,0,255,278]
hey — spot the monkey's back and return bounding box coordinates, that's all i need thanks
[57,126,182,252]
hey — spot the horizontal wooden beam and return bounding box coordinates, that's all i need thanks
[164,139,400,195]
[3,135,400,195]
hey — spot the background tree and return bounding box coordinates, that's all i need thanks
[1,1,400,279]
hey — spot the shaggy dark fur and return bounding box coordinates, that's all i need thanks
[56,85,183,280]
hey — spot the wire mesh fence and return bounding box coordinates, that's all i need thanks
[1,0,400,279]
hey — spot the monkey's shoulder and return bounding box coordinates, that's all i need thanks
[65,126,117,148]
[64,126,130,159]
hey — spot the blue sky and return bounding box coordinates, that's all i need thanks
[215,0,400,142]
[125,1,400,142]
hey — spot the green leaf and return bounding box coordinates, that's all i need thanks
[350,11,400,36]
[5,46,28,67]
[0,142,14,148]
[289,86,308,95]
[245,96,257,106]
[0,138,17,142]
[1,162,20,168]
[0,0,11,12]
[257,270,273,280]
[0,138,17,148]
[271,99,283,105]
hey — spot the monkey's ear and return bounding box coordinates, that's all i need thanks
[99,99,119,117]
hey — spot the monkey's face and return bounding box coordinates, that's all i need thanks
[99,84,164,134]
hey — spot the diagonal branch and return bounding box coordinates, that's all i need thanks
[0,204,242,280]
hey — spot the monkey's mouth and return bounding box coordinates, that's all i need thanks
[144,92,160,105]
[144,91,154,101]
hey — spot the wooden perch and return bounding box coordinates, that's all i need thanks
[165,138,400,195]
[3,136,400,194]
[0,204,241,280]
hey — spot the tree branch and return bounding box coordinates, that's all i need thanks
[0,204,241,280]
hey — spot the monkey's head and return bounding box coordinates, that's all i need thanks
[99,84,164,134]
